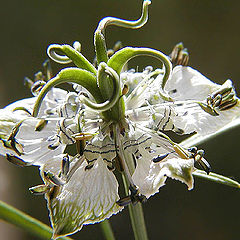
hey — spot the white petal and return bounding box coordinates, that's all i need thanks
[165,66,219,101]
[46,158,122,238]
[161,158,195,190]
[133,155,195,198]
[132,155,166,198]
[127,127,194,198]
[171,100,240,135]
[15,118,65,166]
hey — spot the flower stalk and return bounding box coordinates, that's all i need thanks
[122,174,149,240]
[0,200,73,240]
[99,220,116,240]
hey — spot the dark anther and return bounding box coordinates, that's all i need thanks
[85,164,94,170]
[116,196,132,207]
[29,184,50,195]
[35,120,48,132]
[107,164,115,171]
[169,42,189,66]
[122,84,129,96]
[62,155,70,176]
[48,144,59,150]
[152,153,169,163]
[44,171,65,186]
[129,184,147,205]
[190,148,211,175]
[6,153,29,167]
[116,185,147,207]
[188,147,197,155]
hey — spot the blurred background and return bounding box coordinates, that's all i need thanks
[0,0,239,239]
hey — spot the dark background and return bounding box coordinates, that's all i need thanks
[0,0,239,239]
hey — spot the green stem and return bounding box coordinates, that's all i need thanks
[99,220,116,240]
[122,175,148,240]
[114,122,148,240]
[193,170,240,188]
[0,200,72,240]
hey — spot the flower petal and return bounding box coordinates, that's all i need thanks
[46,158,122,238]
[133,155,195,198]
[165,66,219,101]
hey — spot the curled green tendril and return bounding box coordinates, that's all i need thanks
[47,44,97,74]
[32,64,121,117]
[97,0,151,33]
[32,68,101,117]
[94,0,151,64]
[108,47,173,101]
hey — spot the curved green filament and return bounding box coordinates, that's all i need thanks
[108,47,173,101]
[94,30,109,65]
[32,68,101,117]
[47,44,72,64]
[82,62,120,111]
[94,0,151,65]
[47,44,97,75]
[97,0,151,33]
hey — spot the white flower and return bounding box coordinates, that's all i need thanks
[1,61,238,237]
[0,1,239,238]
